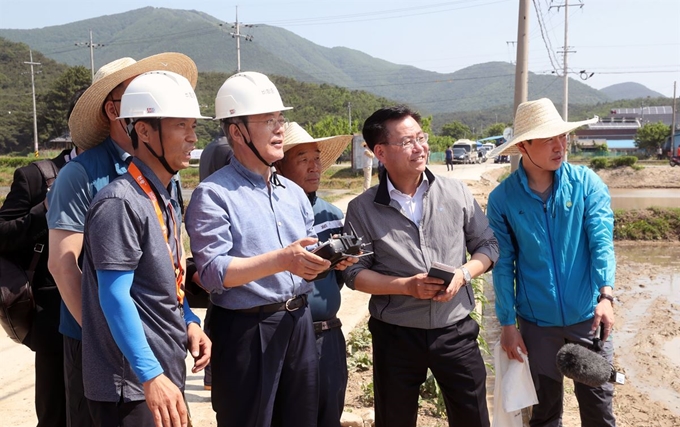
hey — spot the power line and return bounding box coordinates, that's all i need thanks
[255,0,511,27]
[533,0,561,74]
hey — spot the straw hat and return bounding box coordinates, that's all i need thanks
[68,53,198,150]
[491,98,598,156]
[283,122,352,173]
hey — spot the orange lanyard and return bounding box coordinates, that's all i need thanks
[128,162,185,305]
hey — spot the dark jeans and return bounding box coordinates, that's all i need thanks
[519,317,616,427]
[210,305,319,427]
[63,336,93,427]
[87,398,153,427]
[369,315,490,427]
[315,326,348,427]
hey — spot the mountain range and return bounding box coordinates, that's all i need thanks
[0,7,666,115]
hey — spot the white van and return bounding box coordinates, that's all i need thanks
[453,139,480,164]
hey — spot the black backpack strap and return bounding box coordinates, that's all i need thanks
[33,160,59,189]
[25,243,45,285]
[26,160,59,283]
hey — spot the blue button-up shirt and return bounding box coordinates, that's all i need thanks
[185,156,316,310]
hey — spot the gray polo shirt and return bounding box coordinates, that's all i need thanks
[81,159,186,402]
[342,168,499,330]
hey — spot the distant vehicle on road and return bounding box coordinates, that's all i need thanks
[452,147,470,164]
[494,155,510,164]
[453,139,480,164]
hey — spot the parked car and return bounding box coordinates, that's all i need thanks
[452,147,470,164]
[494,155,509,164]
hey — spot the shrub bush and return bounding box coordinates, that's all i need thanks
[610,156,638,167]
[589,157,609,169]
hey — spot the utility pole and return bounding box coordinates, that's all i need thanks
[76,29,104,82]
[510,0,530,172]
[551,1,583,121]
[24,50,41,156]
[672,82,677,154]
[348,102,352,134]
[224,6,254,73]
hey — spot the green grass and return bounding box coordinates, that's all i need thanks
[322,166,377,191]
[614,207,680,240]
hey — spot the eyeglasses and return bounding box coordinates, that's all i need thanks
[248,117,288,131]
[382,133,429,149]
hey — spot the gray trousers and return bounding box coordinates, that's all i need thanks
[518,317,616,427]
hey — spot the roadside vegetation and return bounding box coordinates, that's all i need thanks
[589,155,642,170]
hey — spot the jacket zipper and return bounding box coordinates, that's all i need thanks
[543,200,566,325]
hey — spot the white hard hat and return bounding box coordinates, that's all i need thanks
[214,71,292,120]
[118,70,211,120]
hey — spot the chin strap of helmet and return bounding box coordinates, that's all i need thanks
[236,121,285,188]
[142,118,179,176]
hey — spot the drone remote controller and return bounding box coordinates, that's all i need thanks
[311,223,365,280]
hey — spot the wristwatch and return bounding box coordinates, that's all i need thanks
[459,266,472,286]
[597,294,615,305]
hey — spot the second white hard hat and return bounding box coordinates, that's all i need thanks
[214,71,292,120]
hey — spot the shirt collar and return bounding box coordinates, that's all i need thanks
[131,157,172,202]
[386,172,430,198]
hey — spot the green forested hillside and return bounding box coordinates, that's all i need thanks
[0,38,90,154]
[0,38,398,154]
[0,7,619,115]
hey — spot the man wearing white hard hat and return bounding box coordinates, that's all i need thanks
[186,72,353,427]
[487,98,616,426]
[80,70,211,426]
[46,53,197,427]
[274,123,353,427]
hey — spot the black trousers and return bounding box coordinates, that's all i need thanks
[87,398,153,427]
[35,345,66,427]
[369,315,490,427]
[63,336,94,427]
[315,326,348,427]
[210,305,319,427]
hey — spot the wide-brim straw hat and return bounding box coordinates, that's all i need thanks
[69,53,198,150]
[491,98,598,156]
[283,122,352,173]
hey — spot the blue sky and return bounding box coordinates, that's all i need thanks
[1,0,679,97]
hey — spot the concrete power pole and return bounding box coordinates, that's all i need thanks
[551,2,582,121]
[76,30,104,82]
[561,2,570,121]
[672,81,677,153]
[551,1,582,161]
[229,6,253,73]
[348,102,352,134]
[510,0,530,172]
[24,50,41,156]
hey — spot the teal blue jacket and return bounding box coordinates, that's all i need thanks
[487,162,615,327]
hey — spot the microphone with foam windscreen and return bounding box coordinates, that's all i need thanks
[556,343,626,387]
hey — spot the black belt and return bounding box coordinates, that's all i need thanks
[313,317,342,334]
[234,294,307,314]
